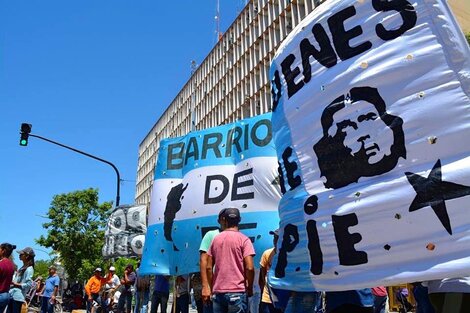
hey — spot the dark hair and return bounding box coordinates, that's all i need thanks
[0,243,16,257]
[225,217,240,228]
[18,255,35,277]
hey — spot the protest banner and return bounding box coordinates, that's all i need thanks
[102,204,147,258]
[269,0,470,291]
[139,113,281,275]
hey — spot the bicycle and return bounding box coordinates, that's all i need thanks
[27,295,63,313]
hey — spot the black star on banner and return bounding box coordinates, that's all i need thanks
[405,159,470,235]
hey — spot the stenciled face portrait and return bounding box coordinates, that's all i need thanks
[328,99,393,165]
[313,87,406,189]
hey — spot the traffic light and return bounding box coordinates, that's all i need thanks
[20,123,32,146]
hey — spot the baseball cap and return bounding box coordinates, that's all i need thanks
[109,266,116,271]
[222,207,241,220]
[269,229,279,237]
[95,267,102,272]
[218,208,227,220]
[17,247,36,257]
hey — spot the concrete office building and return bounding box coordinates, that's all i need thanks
[135,0,469,205]
[135,0,323,205]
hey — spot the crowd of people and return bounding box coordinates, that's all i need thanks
[0,243,60,313]
[0,208,469,313]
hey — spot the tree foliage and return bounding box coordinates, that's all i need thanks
[34,259,54,280]
[36,188,112,282]
[466,32,470,46]
[108,257,138,278]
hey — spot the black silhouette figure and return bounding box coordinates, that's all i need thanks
[314,86,406,189]
[163,183,188,251]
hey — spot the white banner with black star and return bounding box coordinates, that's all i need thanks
[269,0,470,291]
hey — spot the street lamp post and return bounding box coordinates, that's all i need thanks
[20,125,121,206]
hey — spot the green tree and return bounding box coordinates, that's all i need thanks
[466,32,470,45]
[107,257,138,278]
[36,188,112,282]
[34,259,54,280]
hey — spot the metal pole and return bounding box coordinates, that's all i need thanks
[29,133,121,206]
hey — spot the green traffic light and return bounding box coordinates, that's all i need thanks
[20,139,28,146]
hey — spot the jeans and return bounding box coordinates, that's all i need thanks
[212,292,248,313]
[8,299,23,313]
[172,293,189,313]
[203,301,213,313]
[41,297,55,313]
[329,304,374,313]
[118,291,133,313]
[0,292,11,313]
[373,295,387,313]
[249,292,260,313]
[285,292,321,313]
[413,284,435,313]
[150,291,169,313]
[134,290,150,313]
[195,299,203,313]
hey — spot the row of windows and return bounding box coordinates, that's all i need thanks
[136,0,323,203]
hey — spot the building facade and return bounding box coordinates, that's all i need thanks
[135,0,324,205]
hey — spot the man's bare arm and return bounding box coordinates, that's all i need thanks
[243,255,255,297]
[259,265,267,296]
[200,252,211,303]
[206,255,214,289]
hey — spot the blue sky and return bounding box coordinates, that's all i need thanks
[0,0,242,262]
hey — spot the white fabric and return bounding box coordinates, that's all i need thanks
[269,0,470,291]
[427,277,470,294]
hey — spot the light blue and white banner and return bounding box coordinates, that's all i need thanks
[269,0,470,291]
[140,113,281,275]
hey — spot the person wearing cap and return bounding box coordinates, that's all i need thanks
[38,265,60,313]
[103,266,120,312]
[85,267,112,313]
[0,243,16,313]
[8,247,36,313]
[117,264,136,313]
[206,207,255,313]
[258,230,281,313]
[105,267,120,291]
[200,208,229,313]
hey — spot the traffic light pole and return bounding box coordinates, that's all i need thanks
[28,133,121,207]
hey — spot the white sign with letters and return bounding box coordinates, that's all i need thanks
[140,114,281,275]
[269,0,470,291]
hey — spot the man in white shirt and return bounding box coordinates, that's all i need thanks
[104,266,120,313]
